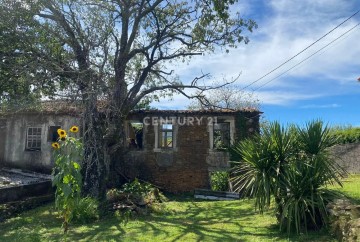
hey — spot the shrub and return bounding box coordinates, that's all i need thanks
[330,126,360,144]
[72,197,99,223]
[231,120,347,234]
[105,180,167,220]
[210,171,229,191]
[122,179,167,203]
[106,188,125,203]
[106,179,167,205]
[121,178,154,196]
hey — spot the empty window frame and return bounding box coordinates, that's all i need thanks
[128,122,144,149]
[26,127,42,151]
[213,122,230,149]
[48,126,61,142]
[159,124,173,148]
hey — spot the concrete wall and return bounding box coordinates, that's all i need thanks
[0,181,52,204]
[0,113,80,173]
[331,143,360,174]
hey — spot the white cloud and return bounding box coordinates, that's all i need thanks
[300,104,341,109]
[154,0,360,108]
[256,91,323,106]
[152,95,191,110]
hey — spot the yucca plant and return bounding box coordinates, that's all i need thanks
[278,121,346,233]
[231,122,295,213]
[231,120,346,234]
[279,155,344,233]
[231,135,274,212]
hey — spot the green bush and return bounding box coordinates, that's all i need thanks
[210,171,229,191]
[121,178,154,196]
[106,188,124,202]
[330,126,360,144]
[72,197,99,223]
[107,179,168,205]
[231,120,347,234]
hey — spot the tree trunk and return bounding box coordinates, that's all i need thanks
[104,113,129,188]
[104,64,131,187]
[81,90,106,199]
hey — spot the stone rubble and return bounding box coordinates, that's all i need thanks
[327,198,360,242]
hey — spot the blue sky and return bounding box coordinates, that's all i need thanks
[153,0,360,127]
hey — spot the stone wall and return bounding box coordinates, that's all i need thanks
[123,111,260,192]
[123,114,213,192]
[331,143,360,174]
[327,199,360,242]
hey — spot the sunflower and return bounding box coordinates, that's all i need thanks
[69,126,79,133]
[57,128,67,138]
[52,142,60,149]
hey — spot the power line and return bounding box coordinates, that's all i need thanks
[240,9,360,91]
[254,23,360,91]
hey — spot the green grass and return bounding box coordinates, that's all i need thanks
[0,199,333,242]
[329,174,360,203]
[2,175,360,242]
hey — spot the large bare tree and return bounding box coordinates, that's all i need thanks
[1,0,257,198]
[188,81,260,110]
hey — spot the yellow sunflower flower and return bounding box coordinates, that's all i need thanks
[52,142,60,149]
[69,126,79,133]
[57,128,67,138]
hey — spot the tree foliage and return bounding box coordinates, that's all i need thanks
[0,1,73,106]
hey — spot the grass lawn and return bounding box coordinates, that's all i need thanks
[1,175,359,242]
[329,174,360,202]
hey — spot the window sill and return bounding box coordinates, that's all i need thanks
[25,149,41,152]
[208,148,229,153]
[153,147,177,152]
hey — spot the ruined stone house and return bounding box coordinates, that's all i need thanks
[0,103,261,192]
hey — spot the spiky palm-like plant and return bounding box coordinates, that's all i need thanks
[231,120,346,234]
[231,122,295,212]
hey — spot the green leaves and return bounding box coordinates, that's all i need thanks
[297,120,336,155]
[73,162,80,170]
[231,120,347,234]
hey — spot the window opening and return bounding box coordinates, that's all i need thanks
[160,123,173,148]
[26,127,42,151]
[213,122,230,150]
[128,122,143,149]
[48,126,61,142]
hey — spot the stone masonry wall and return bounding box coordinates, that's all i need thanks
[331,143,360,174]
[123,111,260,193]
[123,114,211,192]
